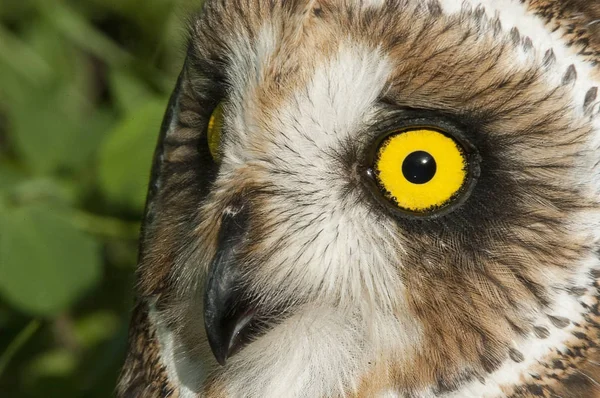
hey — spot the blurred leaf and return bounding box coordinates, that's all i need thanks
[0,307,9,329]
[37,0,173,92]
[23,17,85,87]
[62,108,116,171]
[0,24,52,87]
[26,348,77,380]
[98,98,165,210]
[8,83,112,175]
[74,311,119,348]
[6,19,110,174]
[10,87,81,173]
[36,0,131,66]
[0,206,101,316]
[0,0,192,394]
[10,177,79,208]
[0,162,27,192]
[87,0,173,35]
[109,69,155,113]
[70,210,140,242]
[0,1,34,21]
[105,239,139,268]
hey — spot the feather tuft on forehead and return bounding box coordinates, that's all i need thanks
[118,1,600,397]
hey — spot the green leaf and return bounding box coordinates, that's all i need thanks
[0,24,52,90]
[0,206,101,316]
[2,19,114,175]
[56,108,115,171]
[0,1,34,22]
[8,80,112,175]
[74,311,119,348]
[0,162,27,192]
[109,70,155,113]
[37,1,132,67]
[98,98,166,211]
[10,87,78,173]
[27,348,77,380]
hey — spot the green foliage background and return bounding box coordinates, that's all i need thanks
[0,0,199,396]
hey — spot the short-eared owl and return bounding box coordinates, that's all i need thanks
[118,0,600,396]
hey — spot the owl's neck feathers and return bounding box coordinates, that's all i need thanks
[440,260,600,397]
[148,266,600,397]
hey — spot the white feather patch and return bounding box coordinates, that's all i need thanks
[149,304,206,398]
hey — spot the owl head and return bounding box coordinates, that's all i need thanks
[119,1,600,396]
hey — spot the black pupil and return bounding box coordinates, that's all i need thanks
[402,151,437,184]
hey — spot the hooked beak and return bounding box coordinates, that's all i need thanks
[204,205,260,366]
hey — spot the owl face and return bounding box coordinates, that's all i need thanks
[122,0,600,397]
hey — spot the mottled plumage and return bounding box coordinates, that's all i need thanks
[118,1,600,397]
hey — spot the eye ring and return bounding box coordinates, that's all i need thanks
[364,118,480,218]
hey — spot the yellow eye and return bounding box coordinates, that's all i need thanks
[207,103,224,162]
[374,129,467,213]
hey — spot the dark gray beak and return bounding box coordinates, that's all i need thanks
[204,204,259,366]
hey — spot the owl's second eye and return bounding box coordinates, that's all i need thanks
[373,128,468,214]
[207,103,224,162]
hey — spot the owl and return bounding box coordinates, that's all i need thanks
[118,0,600,397]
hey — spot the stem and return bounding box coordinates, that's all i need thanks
[52,313,80,354]
[69,209,140,240]
[0,25,52,84]
[34,0,173,92]
[0,319,41,378]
